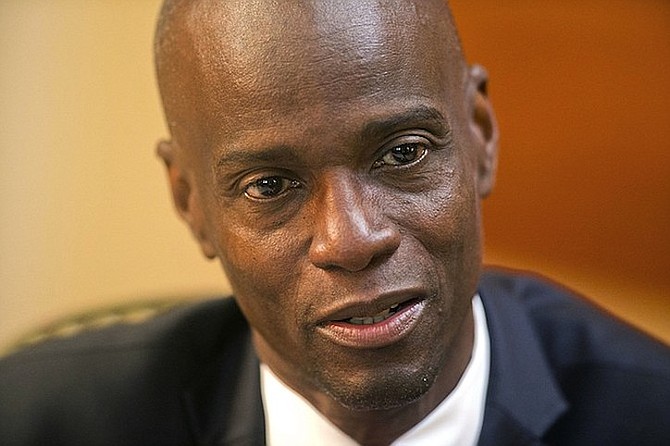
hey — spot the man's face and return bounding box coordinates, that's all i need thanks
[158,0,496,411]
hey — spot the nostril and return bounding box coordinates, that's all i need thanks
[308,169,401,272]
[308,225,401,272]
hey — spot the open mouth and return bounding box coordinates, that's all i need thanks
[339,301,409,325]
[321,298,426,349]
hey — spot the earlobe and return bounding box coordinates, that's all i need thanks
[468,64,499,198]
[156,140,218,259]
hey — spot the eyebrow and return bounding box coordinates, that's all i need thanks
[214,105,450,170]
[360,105,450,142]
[215,144,301,170]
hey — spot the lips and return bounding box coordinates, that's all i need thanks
[316,294,427,349]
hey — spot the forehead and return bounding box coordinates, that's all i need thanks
[160,0,464,149]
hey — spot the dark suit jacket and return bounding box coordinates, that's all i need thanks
[1,270,669,445]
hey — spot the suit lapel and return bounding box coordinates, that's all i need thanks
[477,272,568,445]
[181,301,266,446]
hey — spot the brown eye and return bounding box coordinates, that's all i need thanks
[374,143,427,168]
[244,176,300,200]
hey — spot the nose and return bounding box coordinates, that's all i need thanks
[308,170,401,272]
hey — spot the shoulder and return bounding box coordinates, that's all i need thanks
[479,268,670,370]
[479,269,670,443]
[0,297,250,445]
[1,297,247,367]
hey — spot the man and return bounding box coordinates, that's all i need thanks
[1,0,669,445]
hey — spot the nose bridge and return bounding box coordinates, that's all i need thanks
[308,169,400,271]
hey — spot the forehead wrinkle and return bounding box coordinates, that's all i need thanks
[214,103,452,174]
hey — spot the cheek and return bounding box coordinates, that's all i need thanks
[408,168,479,245]
[212,222,323,372]
[211,216,308,322]
[397,167,482,288]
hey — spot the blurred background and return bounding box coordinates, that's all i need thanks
[1,0,668,351]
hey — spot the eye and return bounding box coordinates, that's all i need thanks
[244,176,301,200]
[373,143,428,168]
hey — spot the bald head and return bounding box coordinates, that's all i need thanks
[154,0,467,153]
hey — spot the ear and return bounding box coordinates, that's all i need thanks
[467,64,499,198]
[156,139,217,259]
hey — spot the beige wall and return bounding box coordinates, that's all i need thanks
[0,1,229,349]
[1,1,668,350]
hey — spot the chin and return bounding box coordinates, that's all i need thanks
[319,363,440,412]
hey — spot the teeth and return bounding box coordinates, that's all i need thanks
[347,304,401,325]
[349,316,374,325]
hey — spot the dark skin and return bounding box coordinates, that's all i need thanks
[155,0,498,444]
